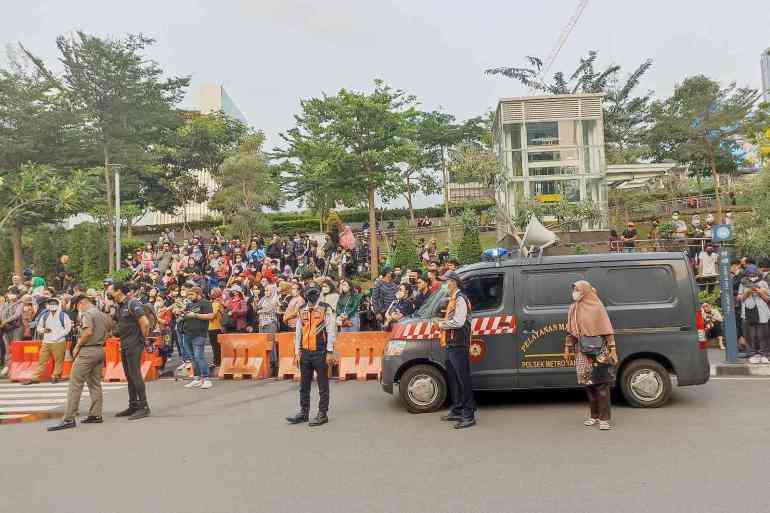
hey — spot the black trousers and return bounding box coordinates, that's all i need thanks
[446,345,476,420]
[121,343,148,409]
[299,350,329,415]
[208,329,222,367]
[586,383,612,421]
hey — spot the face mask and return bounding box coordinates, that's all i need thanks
[672,215,679,221]
[341,286,350,293]
[321,286,330,294]
[47,304,58,312]
[750,276,760,282]
[572,290,583,302]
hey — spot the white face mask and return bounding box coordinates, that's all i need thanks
[572,290,583,302]
[47,304,58,312]
[321,286,330,294]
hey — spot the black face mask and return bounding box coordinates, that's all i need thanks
[306,290,321,304]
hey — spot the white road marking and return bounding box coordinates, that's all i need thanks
[711,377,770,381]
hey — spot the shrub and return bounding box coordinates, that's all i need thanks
[390,218,422,270]
[454,209,482,265]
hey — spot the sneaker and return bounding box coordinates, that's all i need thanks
[176,362,189,371]
[584,418,598,427]
[184,379,202,388]
[0,366,8,377]
[599,421,612,431]
[199,379,213,389]
[749,355,762,364]
[761,356,770,364]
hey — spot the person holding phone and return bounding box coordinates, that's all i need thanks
[738,265,770,364]
[23,298,72,385]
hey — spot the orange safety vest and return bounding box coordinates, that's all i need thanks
[299,305,329,351]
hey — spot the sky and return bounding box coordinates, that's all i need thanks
[4,0,770,209]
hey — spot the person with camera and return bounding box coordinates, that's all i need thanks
[563,281,618,431]
[432,272,476,429]
[738,265,770,364]
[286,285,337,427]
[112,282,152,420]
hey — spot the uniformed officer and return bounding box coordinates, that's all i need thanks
[433,271,476,429]
[112,282,151,420]
[47,294,110,431]
[286,286,336,427]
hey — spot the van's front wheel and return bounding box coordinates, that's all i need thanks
[399,365,447,413]
[619,359,671,408]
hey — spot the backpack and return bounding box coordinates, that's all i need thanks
[129,299,158,332]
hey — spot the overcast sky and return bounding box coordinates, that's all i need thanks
[4,0,769,208]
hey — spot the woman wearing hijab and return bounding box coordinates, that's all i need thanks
[563,281,619,431]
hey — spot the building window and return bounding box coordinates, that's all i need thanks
[528,165,579,177]
[529,180,580,203]
[526,122,559,146]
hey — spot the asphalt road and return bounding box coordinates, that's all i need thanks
[2,377,770,513]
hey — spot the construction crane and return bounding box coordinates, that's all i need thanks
[533,0,589,91]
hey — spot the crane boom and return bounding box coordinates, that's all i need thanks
[535,0,589,90]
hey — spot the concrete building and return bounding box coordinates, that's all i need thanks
[492,93,608,238]
[762,48,770,103]
[200,84,248,123]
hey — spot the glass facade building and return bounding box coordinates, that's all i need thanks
[492,93,608,233]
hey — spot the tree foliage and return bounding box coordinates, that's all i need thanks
[390,218,422,270]
[276,80,419,276]
[209,134,281,240]
[454,208,482,265]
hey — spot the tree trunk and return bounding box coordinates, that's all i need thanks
[103,147,115,273]
[367,182,379,279]
[405,178,416,226]
[442,147,452,244]
[10,223,23,276]
[706,142,723,223]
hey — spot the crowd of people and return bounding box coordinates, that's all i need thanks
[0,229,463,384]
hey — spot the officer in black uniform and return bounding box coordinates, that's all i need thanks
[433,271,476,429]
[111,282,151,420]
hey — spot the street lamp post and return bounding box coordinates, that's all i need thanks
[109,163,124,272]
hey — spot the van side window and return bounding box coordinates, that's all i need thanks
[524,271,586,308]
[605,266,675,304]
[464,274,504,312]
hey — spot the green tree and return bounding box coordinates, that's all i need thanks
[277,80,418,277]
[486,51,654,163]
[23,32,190,272]
[390,218,421,270]
[734,169,770,257]
[454,208,482,265]
[645,75,768,221]
[209,134,281,240]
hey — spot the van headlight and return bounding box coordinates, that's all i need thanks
[385,340,407,356]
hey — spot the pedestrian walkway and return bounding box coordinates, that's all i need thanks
[0,382,127,425]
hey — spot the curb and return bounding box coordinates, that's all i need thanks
[711,362,770,377]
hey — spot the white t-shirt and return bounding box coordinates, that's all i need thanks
[698,251,718,277]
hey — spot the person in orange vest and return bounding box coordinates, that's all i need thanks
[286,285,337,427]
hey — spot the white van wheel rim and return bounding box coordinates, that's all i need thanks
[629,369,664,402]
[407,374,438,406]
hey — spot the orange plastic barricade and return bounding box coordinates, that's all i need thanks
[337,331,390,382]
[9,340,75,382]
[218,333,271,379]
[9,340,41,382]
[102,338,158,382]
[276,332,300,380]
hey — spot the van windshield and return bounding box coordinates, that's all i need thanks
[414,284,448,319]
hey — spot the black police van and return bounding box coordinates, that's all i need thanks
[381,252,710,413]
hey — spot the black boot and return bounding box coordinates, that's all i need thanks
[441,414,463,422]
[80,415,103,424]
[47,418,76,431]
[286,412,309,424]
[115,406,137,418]
[454,418,476,429]
[128,406,151,421]
[309,413,328,427]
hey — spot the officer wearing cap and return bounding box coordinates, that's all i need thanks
[111,281,151,420]
[286,285,336,427]
[47,294,110,431]
[433,271,476,429]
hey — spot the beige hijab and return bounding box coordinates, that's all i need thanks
[567,280,614,337]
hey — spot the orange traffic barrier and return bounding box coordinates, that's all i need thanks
[218,333,271,379]
[337,331,390,382]
[276,332,300,380]
[102,338,158,382]
[8,340,74,382]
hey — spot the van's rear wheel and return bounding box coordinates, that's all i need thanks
[399,365,447,414]
[620,359,671,408]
